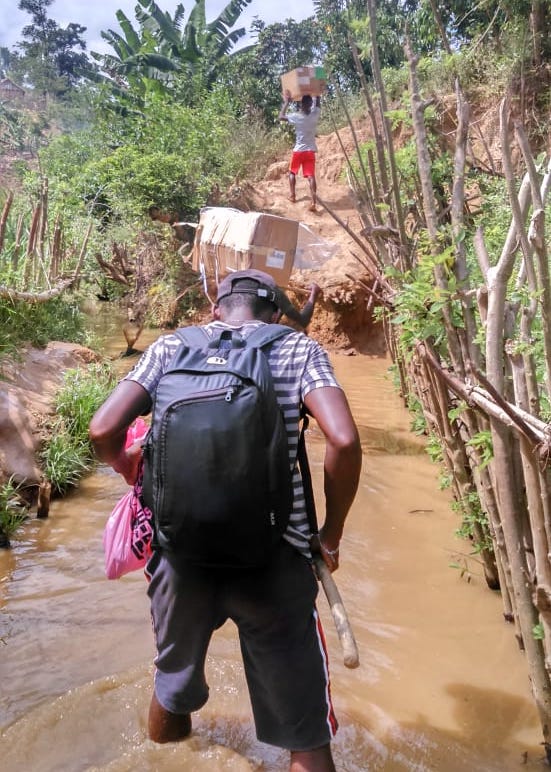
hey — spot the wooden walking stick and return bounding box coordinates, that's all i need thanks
[298,415,360,669]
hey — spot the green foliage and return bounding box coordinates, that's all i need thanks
[453,490,493,554]
[87,0,253,107]
[41,433,91,495]
[389,248,456,353]
[0,296,89,360]
[425,433,453,490]
[55,363,116,445]
[12,0,91,96]
[314,0,369,92]
[466,431,493,470]
[38,85,283,226]
[219,17,325,124]
[406,393,426,435]
[41,362,116,494]
[0,101,48,155]
[533,623,545,641]
[0,476,29,543]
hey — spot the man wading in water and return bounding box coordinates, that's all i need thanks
[90,269,362,771]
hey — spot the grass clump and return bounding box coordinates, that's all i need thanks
[41,362,116,495]
[0,476,29,547]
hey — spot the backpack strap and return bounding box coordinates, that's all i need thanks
[246,323,294,350]
[297,411,319,537]
[176,323,292,351]
[174,326,209,348]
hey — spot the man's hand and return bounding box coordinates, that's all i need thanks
[311,531,340,572]
[308,282,322,305]
[112,439,143,485]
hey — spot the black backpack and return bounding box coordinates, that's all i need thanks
[141,323,295,567]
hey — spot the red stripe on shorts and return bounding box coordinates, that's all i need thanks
[313,608,339,736]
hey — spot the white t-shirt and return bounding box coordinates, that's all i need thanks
[286,106,320,152]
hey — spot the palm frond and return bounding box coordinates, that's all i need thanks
[115,11,143,51]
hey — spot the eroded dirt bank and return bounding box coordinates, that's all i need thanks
[0,342,100,495]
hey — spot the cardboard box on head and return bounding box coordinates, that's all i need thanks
[281,65,327,101]
[192,208,299,287]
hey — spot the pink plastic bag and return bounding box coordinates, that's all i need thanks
[124,417,149,449]
[102,419,153,579]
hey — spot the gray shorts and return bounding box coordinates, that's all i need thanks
[146,540,338,751]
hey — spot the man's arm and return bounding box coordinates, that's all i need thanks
[275,283,322,329]
[89,379,152,484]
[278,89,292,122]
[303,386,362,572]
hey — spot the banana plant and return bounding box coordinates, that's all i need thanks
[86,0,255,104]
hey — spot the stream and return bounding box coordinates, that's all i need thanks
[0,320,546,771]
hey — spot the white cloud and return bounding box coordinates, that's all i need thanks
[1,0,316,54]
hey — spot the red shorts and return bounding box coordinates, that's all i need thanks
[289,151,316,178]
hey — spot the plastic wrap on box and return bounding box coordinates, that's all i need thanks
[294,223,338,270]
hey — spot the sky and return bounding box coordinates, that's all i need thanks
[1,0,317,55]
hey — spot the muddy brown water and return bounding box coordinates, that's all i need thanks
[0,321,546,771]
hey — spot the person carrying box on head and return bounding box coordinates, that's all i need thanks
[279,90,321,213]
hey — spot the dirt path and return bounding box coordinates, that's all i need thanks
[229,123,384,354]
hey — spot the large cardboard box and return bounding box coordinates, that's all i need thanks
[281,65,327,100]
[192,208,299,287]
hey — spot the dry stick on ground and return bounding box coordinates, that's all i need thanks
[0,277,78,303]
[348,249,385,285]
[346,273,393,310]
[316,195,384,276]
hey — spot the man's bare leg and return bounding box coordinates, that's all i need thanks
[148,692,192,743]
[290,744,336,771]
[307,175,317,211]
[288,172,297,202]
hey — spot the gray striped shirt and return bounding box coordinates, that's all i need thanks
[124,321,341,555]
